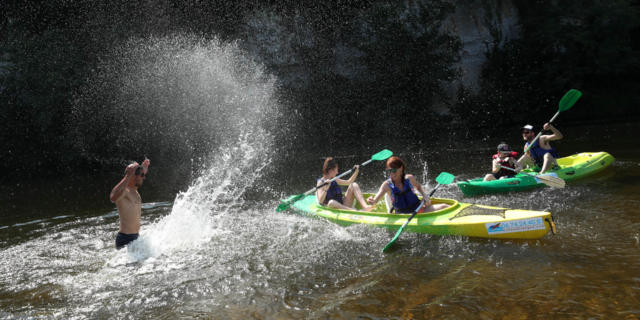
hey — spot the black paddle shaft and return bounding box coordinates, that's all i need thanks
[403,183,442,226]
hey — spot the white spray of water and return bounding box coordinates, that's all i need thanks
[127,128,272,261]
[78,35,281,262]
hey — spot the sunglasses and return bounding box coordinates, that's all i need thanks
[135,166,146,177]
[385,167,400,174]
[522,130,532,134]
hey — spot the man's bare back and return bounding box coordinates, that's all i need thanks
[110,159,149,249]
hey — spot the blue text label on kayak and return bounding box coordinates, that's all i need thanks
[485,217,545,234]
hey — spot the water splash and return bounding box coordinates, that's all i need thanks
[70,34,279,170]
[71,34,280,261]
[128,128,274,261]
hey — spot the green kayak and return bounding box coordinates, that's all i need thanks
[457,152,615,196]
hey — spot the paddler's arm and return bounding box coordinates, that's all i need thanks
[542,122,563,141]
[519,149,527,160]
[408,175,431,206]
[110,163,137,202]
[367,182,390,205]
[337,165,360,186]
[511,157,522,172]
[316,179,329,205]
[491,157,501,173]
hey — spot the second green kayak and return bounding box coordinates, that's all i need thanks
[457,152,614,196]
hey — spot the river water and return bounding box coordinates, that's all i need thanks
[1,35,639,318]
[1,122,638,319]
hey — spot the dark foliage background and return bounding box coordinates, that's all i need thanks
[452,0,640,131]
[1,0,638,182]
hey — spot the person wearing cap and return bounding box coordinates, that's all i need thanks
[483,143,521,181]
[518,123,562,173]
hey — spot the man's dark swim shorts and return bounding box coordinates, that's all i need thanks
[115,232,139,249]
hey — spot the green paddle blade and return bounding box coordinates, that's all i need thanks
[276,194,304,212]
[558,89,582,112]
[382,227,405,252]
[371,149,393,161]
[435,172,455,185]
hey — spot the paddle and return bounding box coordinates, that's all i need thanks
[382,172,455,252]
[524,89,582,154]
[276,149,393,212]
[498,165,565,188]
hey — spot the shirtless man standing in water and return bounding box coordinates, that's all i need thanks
[110,158,150,249]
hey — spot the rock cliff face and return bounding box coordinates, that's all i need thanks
[243,10,314,89]
[241,1,520,96]
[444,1,520,93]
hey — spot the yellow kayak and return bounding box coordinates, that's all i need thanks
[288,194,556,240]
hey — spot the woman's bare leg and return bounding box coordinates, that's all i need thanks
[344,183,372,210]
[424,203,450,212]
[327,199,353,210]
